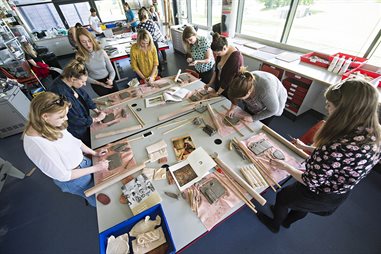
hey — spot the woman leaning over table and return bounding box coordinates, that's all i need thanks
[182,26,215,84]
[226,69,287,126]
[257,79,381,233]
[50,60,106,147]
[130,29,158,86]
[23,92,109,207]
[205,32,243,97]
[75,27,118,97]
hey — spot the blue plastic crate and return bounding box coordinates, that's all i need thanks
[105,23,117,28]
[99,204,176,254]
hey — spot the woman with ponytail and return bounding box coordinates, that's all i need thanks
[257,79,381,233]
[227,68,287,126]
[50,59,106,147]
[206,32,243,97]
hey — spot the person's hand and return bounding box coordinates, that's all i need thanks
[188,60,198,66]
[270,159,289,170]
[186,58,193,63]
[105,79,113,86]
[94,160,109,171]
[147,76,154,86]
[95,148,108,157]
[126,23,131,28]
[204,83,210,90]
[226,108,235,118]
[99,82,113,89]
[97,111,106,121]
[291,138,307,149]
[242,116,254,122]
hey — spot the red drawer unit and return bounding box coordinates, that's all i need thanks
[285,103,299,114]
[285,72,313,85]
[282,79,309,95]
[282,74,312,115]
[260,63,284,80]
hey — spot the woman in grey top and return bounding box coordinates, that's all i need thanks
[227,69,287,126]
[75,28,118,96]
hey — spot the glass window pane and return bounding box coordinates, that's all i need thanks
[191,0,207,26]
[13,0,50,5]
[241,0,291,41]
[368,45,381,67]
[212,0,223,26]
[59,2,91,27]
[287,0,381,57]
[95,0,125,23]
[19,3,64,31]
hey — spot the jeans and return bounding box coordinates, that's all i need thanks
[53,157,96,207]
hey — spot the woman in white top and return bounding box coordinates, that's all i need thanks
[23,92,109,206]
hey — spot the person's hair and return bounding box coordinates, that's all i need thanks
[182,26,198,52]
[124,2,130,8]
[74,22,82,28]
[136,29,154,50]
[228,67,255,100]
[22,42,37,58]
[24,92,70,141]
[75,27,101,61]
[61,60,88,80]
[314,79,381,147]
[211,32,228,51]
[138,7,149,20]
[90,7,96,13]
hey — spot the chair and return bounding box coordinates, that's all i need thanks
[185,69,199,79]
[298,120,325,154]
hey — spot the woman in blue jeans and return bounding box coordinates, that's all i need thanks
[23,92,109,206]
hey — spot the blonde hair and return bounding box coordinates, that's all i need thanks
[75,28,101,61]
[24,92,70,141]
[61,59,88,79]
[22,42,37,58]
[182,26,197,53]
[136,29,154,51]
[228,67,256,100]
[314,79,381,147]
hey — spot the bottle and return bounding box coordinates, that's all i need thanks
[333,56,346,74]
[338,58,352,75]
[328,55,339,72]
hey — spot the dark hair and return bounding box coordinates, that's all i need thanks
[124,2,130,8]
[211,32,228,51]
[74,23,82,28]
[90,7,96,13]
[62,60,88,79]
[228,68,255,100]
[138,7,149,20]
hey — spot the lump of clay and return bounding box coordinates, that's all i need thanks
[129,215,161,237]
[97,193,111,205]
[106,233,129,254]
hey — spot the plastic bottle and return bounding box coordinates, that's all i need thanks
[328,55,339,72]
[338,58,352,75]
[333,56,346,74]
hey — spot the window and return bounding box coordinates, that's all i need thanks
[13,0,50,5]
[95,0,125,22]
[241,0,291,41]
[18,3,64,31]
[59,2,91,27]
[191,0,207,26]
[369,45,381,67]
[211,0,222,27]
[287,0,381,57]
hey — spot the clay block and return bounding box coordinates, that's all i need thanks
[96,193,111,205]
[121,109,127,118]
[156,82,171,88]
[106,153,122,170]
[199,89,209,96]
[119,92,130,99]
[224,115,240,126]
[111,143,130,152]
[102,113,115,123]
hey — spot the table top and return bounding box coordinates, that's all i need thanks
[94,97,305,251]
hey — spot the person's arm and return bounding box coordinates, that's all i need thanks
[70,162,107,180]
[292,138,315,153]
[270,159,305,184]
[205,71,216,90]
[27,59,39,68]
[89,17,101,34]
[191,48,213,65]
[220,51,243,91]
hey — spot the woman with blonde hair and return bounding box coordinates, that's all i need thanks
[75,27,117,96]
[182,26,215,84]
[130,29,159,85]
[227,68,287,126]
[257,79,381,233]
[50,59,106,147]
[23,92,109,207]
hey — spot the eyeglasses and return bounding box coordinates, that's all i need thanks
[44,95,67,110]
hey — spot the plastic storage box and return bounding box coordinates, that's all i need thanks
[329,52,367,69]
[99,204,176,254]
[300,52,331,68]
[341,68,381,87]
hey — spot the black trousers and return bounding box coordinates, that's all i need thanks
[273,182,350,227]
[91,77,119,97]
[153,41,167,73]
[198,68,214,84]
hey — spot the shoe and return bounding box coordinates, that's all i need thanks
[270,205,290,228]
[256,211,279,233]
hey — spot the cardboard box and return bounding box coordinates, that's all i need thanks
[99,204,176,254]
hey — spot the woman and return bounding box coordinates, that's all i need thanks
[149,5,160,27]
[130,29,158,85]
[75,27,118,96]
[226,69,287,126]
[182,26,215,84]
[137,8,167,70]
[124,2,139,32]
[22,41,51,80]
[50,60,106,147]
[206,32,243,97]
[23,92,109,207]
[257,79,381,233]
[67,23,82,49]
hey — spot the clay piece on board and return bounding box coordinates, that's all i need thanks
[194,105,207,113]
[97,193,111,205]
[129,215,161,237]
[119,91,131,100]
[102,113,116,123]
[121,109,127,118]
[132,227,166,254]
[106,153,123,170]
[178,74,190,82]
[272,149,285,160]
[136,228,161,245]
[200,178,226,204]
[106,233,129,254]
[199,89,209,96]
[189,93,202,102]
[248,139,273,155]
[156,82,171,88]
[111,143,130,152]
[223,115,240,126]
